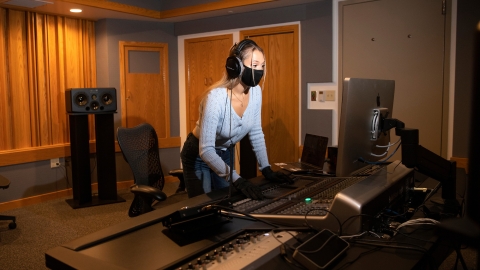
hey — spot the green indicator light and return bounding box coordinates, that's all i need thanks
[305,198,312,204]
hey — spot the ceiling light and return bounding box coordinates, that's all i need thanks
[70,8,82,13]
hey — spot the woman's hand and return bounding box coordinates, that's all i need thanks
[233,178,264,200]
[262,166,294,184]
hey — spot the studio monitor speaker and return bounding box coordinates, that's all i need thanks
[66,88,117,113]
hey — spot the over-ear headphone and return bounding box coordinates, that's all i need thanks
[225,39,258,79]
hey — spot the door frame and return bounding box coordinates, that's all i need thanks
[119,41,170,128]
[240,24,300,160]
[118,41,180,148]
[177,23,301,149]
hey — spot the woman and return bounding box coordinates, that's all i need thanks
[181,39,292,199]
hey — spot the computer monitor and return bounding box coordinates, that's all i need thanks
[336,78,395,177]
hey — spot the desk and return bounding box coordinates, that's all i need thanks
[45,168,465,270]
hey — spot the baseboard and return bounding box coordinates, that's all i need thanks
[450,157,469,174]
[0,176,179,212]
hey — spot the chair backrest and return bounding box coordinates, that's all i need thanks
[117,123,164,191]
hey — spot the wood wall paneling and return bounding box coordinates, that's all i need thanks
[0,8,12,150]
[0,7,97,165]
[9,10,32,150]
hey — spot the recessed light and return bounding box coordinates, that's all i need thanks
[70,8,82,13]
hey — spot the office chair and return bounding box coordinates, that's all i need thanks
[117,123,185,217]
[0,175,16,229]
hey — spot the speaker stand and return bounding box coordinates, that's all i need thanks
[66,113,125,209]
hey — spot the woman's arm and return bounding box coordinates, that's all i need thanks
[198,90,240,181]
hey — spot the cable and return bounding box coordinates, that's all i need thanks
[370,138,400,158]
[213,205,279,229]
[381,208,408,219]
[375,138,401,148]
[359,141,402,165]
[340,231,369,239]
[213,204,315,246]
[370,138,401,157]
[295,234,337,254]
[346,238,428,253]
[274,236,308,270]
[304,208,342,236]
[228,143,234,199]
[339,214,377,236]
[337,247,381,270]
[394,218,439,233]
[341,231,383,240]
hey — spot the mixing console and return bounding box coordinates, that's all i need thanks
[168,230,295,270]
[231,161,414,234]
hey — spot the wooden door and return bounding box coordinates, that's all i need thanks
[241,25,300,165]
[120,41,178,147]
[184,35,233,132]
[340,0,449,157]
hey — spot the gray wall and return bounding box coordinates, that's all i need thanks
[175,1,334,144]
[95,18,179,138]
[1,0,475,203]
[95,18,181,180]
[301,1,333,144]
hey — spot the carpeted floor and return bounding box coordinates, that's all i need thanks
[0,181,477,270]
[0,182,188,270]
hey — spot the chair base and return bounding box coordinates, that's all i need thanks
[66,195,125,209]
[128,195,154,217]
[175,182,186,194]
[170,169,186,194]
[0,215,16,229]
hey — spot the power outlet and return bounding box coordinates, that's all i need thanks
[50,158,61,168]
[325,90,335,101]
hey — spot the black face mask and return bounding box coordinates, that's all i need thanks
[241,66,264,87]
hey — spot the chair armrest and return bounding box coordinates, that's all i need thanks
[169,169,184,179]
[130,184,167,201]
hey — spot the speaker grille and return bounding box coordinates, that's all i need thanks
[75,93,88,106]
[102,93,113,105]
[66,88,117,114]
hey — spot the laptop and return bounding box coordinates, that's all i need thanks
[277,133,329,174]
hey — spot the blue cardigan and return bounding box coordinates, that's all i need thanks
[192,86,270,182]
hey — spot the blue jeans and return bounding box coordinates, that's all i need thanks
[181,133,232,198]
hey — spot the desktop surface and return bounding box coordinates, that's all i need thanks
[45,167,465,270]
